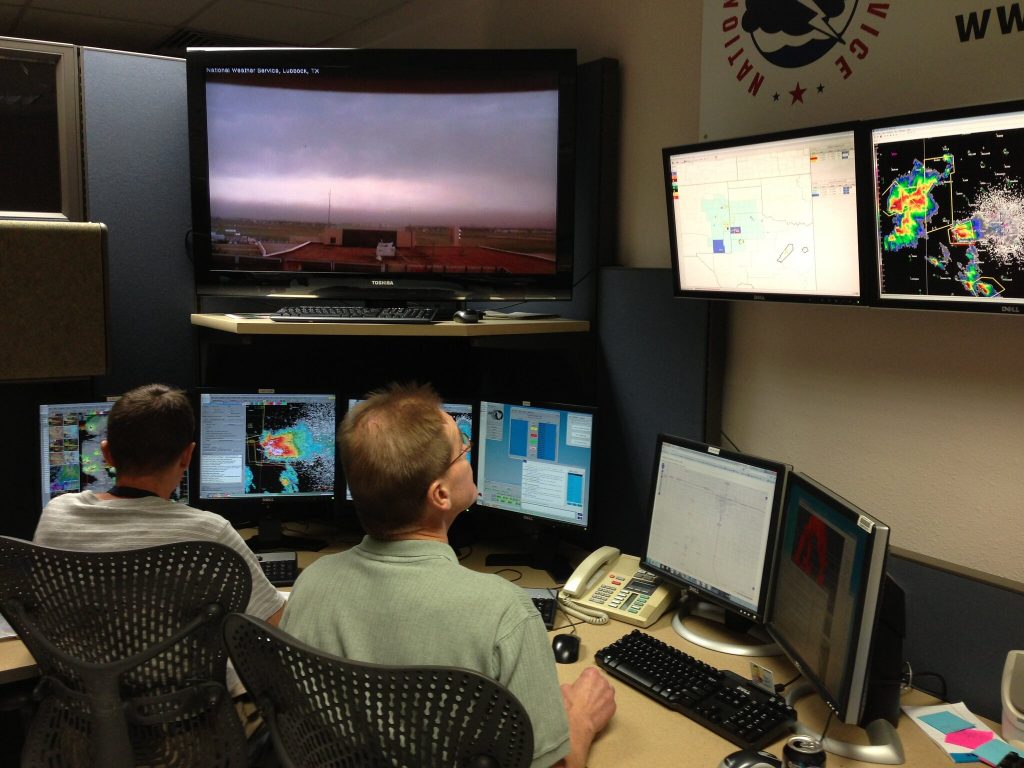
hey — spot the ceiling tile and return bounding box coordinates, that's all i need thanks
[190,0,362,46]
[14,8,174,52]
[259,0,411,18]
[31,0,211,28]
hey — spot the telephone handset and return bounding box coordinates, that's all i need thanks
[558,546,680,628]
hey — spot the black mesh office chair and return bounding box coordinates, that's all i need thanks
[223,613,535,768]
[0,536,253,767]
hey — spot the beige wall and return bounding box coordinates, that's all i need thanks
[346,1,1024,585]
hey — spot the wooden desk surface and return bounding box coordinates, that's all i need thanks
[0,534,969,766]
[191,312,589,337]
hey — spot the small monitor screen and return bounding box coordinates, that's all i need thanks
[664,126,864,302]
[197,392,336,500]
[871,103,1024,311]
[344,397,473,501]
[476,401,594,529]
[642,435,787,622]
[766,472,890,723]
[39,401,188,505]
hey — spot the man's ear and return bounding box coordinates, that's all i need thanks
[179,441,196,469]
[425,476,452,512]
[100,439,115,468]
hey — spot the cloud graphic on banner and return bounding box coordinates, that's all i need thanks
[743,0,855,68]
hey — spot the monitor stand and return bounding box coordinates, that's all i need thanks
[671,595,781,656]
[484,528,573,583]
[784,688,905,764]
[244,516,326,553]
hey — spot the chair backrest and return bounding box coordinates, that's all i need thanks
[223,613,536,768]
[0,536,253,767]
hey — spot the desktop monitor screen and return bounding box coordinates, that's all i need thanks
[765,472,896,727]
[344,397,474,501]
[476,401,594,530]
[642,434,788,626]
[664,124,868,304]
[196,391,336,504]
[39,401,189,506]
[870,100,1024,313]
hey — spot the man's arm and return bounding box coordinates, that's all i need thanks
[553,667,616,768]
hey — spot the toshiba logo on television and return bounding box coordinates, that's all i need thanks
[370,280,395,286]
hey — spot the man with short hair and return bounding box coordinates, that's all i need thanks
[281,382,615,768]
[34,383,285,627]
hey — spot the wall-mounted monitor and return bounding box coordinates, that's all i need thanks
[186,47,577,304]
[641,434,789,655]
[663,123,869,304]
[870,100,1024,314]
[195,390,337,550]
[39,400,188,507]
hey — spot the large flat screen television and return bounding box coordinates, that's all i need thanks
[186,47,577,304]
[870,99,1024,314]
[663,123,871,304]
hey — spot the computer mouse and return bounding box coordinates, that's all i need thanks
[453,309,482,323]
[717,748,781,768]
[551,633,580,664]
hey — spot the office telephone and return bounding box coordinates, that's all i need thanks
[558,546,679,628]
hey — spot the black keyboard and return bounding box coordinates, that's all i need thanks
[257,551,299,586]
[595,629,796,751]
[270,305,438,323]
[532,596,556,630]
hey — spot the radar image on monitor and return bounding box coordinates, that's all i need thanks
[244,400,334,495]
[44,404,113,498]
[874,117,1024,304]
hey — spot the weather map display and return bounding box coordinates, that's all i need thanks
[39,401,189,506]
[198,392,336,500]
[664,127,863,301]
[872,105,1024,309]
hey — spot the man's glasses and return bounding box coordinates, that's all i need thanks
[446,432,472,470]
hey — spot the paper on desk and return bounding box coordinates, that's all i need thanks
[0,613,16,640]
[903,701,995,762]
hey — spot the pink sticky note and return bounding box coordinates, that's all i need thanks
[946,729,995,750]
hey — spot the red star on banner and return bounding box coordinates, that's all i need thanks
[789,82,806,104]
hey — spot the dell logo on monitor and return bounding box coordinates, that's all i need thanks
[370,279,395,286]
[1001,306,1020,313]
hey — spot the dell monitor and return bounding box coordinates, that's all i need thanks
[186,47,577,306]
[476,400,595,581]
[196,391,337,551]
[39,400,188,507]
[641,434,789,656]
[870,99,1024,313]
[766,472,905,764]
[664,123,869,304]
[344,396,474,501]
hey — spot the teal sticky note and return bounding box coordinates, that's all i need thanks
[920,711,974,734]
[951,754,981,763]
[974,739,1011,766]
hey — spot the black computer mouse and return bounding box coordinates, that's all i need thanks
[551,633,580,664]
[717,748,781,768]
[453,309,482,323]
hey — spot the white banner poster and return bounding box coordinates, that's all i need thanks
[700,1,1024,141]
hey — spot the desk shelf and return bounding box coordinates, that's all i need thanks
[190,313,589,337]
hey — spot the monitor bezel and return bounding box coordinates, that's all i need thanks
[868,98,1024,315]
[473,398,597,534]
[191,388,339,525]
[662,120,875,306]
[640,433,790,625]
[765,471,891,725]
[185,46,578,303]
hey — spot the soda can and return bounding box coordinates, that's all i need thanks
[783,735,826,768]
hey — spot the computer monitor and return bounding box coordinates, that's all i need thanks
[39,400,189,507]
[766,472,905,764]
[641,434,788,656]
[870,99,1024,313]
[476,400,595,581]
[343,397,474,501]
[663,123,870,304]
[195,391,337,551]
